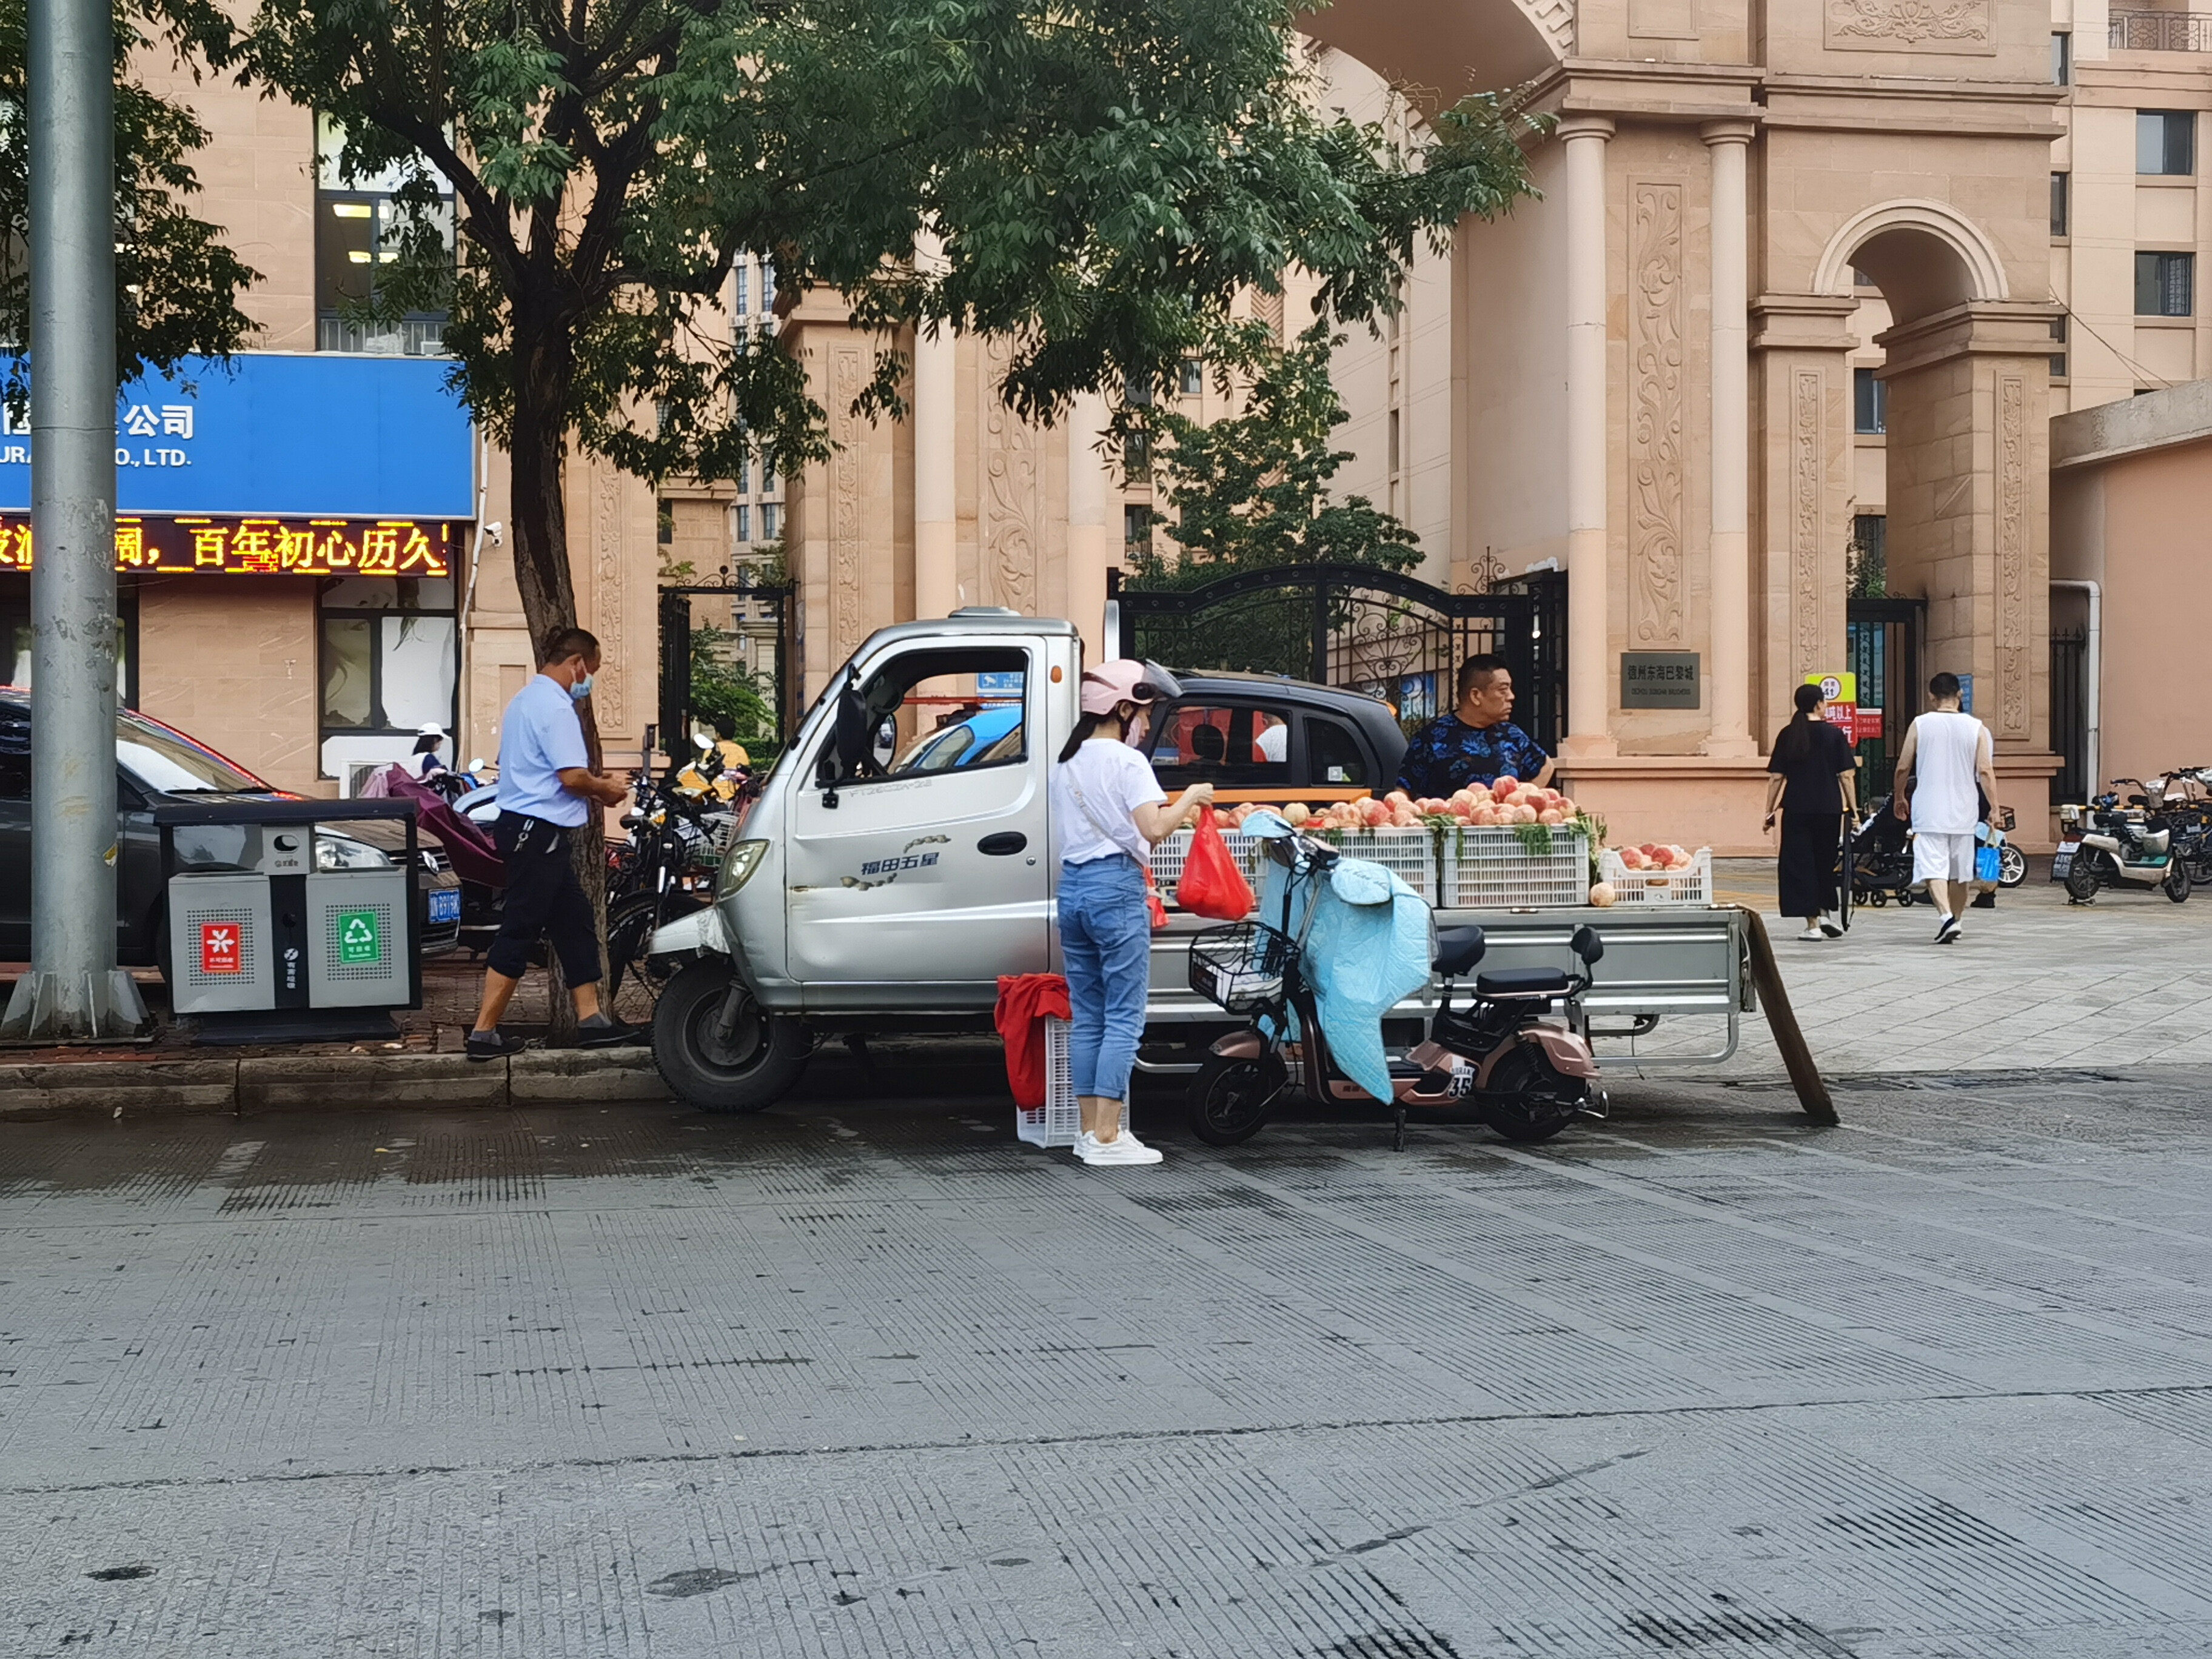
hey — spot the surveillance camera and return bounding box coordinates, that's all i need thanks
[483,521,504,545]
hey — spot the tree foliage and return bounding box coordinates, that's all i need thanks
[0,0,260,411]
[1125,320,1424,589]
[207,0,1542,643]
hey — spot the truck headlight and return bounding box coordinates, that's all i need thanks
[315,833,395,871]
[718,839,768,896]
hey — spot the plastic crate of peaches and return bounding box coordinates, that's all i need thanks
[1593,843,1712,906]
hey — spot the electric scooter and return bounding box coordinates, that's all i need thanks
[2055,789,2190,903]
[1184,825,1607,1150]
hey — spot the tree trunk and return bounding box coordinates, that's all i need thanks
[506,344,603,1047]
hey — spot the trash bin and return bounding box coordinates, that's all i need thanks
[155,796,423,1044]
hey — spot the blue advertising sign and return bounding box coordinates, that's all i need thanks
[0,354,474,518]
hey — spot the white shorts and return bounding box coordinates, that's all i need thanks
[1913,830,1977,886]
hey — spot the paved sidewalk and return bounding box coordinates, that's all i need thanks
[1636,857,2212,1079]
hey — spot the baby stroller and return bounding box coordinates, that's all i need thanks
[1846,794,1919,907]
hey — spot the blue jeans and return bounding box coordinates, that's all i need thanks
[1058,856,1151,1102]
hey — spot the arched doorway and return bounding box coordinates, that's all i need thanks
[1812,203,2058,774]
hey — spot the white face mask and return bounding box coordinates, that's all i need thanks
[1122,705,1150,748]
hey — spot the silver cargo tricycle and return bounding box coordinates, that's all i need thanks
[645,611,1776,1118]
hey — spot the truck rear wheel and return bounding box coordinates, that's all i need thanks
[652,959,808,1114]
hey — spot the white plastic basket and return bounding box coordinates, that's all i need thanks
[1444,825,1591,910]
[1598,846,1713,905]
[1016,1017,1083,1148]
[1151,828,1265,910]
[1309,826,1443,902]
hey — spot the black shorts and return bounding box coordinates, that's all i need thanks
[488,814,600,985]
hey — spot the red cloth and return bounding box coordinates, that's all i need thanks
[994,973,1071,1109]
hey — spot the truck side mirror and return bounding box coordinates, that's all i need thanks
[833,681,869,776]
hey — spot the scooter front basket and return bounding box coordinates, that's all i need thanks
[1188,922,1295,1014]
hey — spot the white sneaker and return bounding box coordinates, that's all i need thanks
[1818,913,1845,939]
[1935,914,1961,944]
[1798,926,1825,940]
[1079,1130,1164,1166]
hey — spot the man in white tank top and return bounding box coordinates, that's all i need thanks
[1892,672,1999,943]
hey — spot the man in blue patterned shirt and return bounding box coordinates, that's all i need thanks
[1396,655,1555,799]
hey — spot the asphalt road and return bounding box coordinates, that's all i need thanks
[5,1052,2211,1657]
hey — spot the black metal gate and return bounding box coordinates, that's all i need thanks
[1846,596,1923,800]
[656,581,796,763]
[2050,626,2088,804]
[1107,564,1568,751]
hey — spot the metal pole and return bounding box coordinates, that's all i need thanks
[2,0,148,1042]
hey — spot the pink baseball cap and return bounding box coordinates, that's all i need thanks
[1081,659,1181,716]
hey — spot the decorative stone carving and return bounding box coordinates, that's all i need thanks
[1791,367,1823,677]
[1629,179,1685,647]
[1826,0,1994,53]
[831,346,864,658]
[980,335,1039,615]
[1996,372,2029,737]
[593,469,626,730]
[1520,0,1577,57]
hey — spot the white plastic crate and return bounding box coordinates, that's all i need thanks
[1444,825,1591,910]
[1151,828,1265,910]
[1309,826,1442,902]
[1598,846,1713,905]
[1016,1017,1083,1148]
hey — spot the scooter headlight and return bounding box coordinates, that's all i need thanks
[717,838,769,897]
[2059,803,2082,829]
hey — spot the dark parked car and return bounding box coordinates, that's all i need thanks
[0,694,462,967]
[1139,671,1410,795]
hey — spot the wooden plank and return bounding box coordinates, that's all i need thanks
[1736,907,1837,1124]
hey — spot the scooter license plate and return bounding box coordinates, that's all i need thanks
[2051,840,2078,880]
[429,887,462,924]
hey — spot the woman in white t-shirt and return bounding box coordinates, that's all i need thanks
[1051,660,1212,1167]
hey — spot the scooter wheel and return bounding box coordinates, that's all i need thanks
[1187,1053,1286,1147]
[1997,843,2027,888]
[2167,860,2192,903]
[2065,856,2102,904]
[1482,1042,1583,1145]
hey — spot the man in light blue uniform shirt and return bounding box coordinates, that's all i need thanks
[468,627,638,1060]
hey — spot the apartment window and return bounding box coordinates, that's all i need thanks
[734,264,749,316]
[2136,250,2195,316]
[1853,367,1888,435]
[1124,503,1153,557]
[1178,358,1204,397]
[736,503,751,542]
[313,116,452,356]
[759,502,780,540]
[656,501,673,545]
[2051,172,2070,237]
[2052,31,2071,86]
[761,456,777,495]
[2138,110,2195,176]
[759,263,777,317]
[1387,409,1401,475]
[2050,316,2070,380]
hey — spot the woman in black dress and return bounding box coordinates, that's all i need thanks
[1763,683,1859,939]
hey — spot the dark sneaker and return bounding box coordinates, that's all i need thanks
[576,1017,645,1050]
[466,1029,526,1062]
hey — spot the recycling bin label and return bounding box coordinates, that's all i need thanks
[199,922,242,975]
[336,910,381,965]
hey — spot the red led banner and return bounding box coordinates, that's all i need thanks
[0,515,460,578]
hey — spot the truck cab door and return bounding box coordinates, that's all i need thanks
[783,639,1054,1009]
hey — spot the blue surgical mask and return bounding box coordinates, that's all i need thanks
[569,672,594,703]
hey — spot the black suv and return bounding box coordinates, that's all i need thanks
[0,695,462,967]
[1140,671,1410,794]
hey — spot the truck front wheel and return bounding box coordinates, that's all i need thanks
[652,960,809,1114]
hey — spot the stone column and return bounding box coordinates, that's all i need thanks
[1560,116,1615,757]
[912,237,957,622]
[1065,392,1110,662]
[1701,121,1757,757]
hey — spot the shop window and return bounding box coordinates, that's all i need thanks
[315,115,454,356]
[2136,250,2194,316]
[318,577,458,780]
[1854,367,1887,435]
[2051,172,2070,237]
[0,587,135,705]
[2052,31,2071,86]
[2138,110,2194,176]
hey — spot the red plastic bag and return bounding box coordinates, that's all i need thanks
[1176,808,1256,920]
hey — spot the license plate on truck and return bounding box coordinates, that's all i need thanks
[2051,840,2078,880]
[429,887,461,923]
